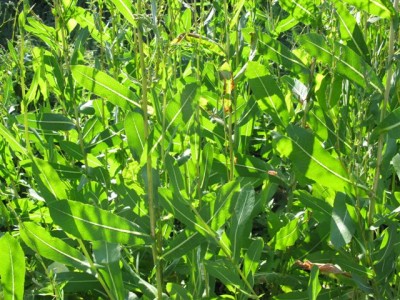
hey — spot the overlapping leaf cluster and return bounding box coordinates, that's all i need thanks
[0,0,399,299]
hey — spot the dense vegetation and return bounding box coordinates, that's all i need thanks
[0,0,399,299]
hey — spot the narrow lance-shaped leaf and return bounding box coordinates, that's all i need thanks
[279,0,319,24]
[16,113,75,131]
[259,33,309,75]
[48,200,151,245]
[199,143,214,191]
[245,61,289,127]
[228,185,255,262]
[125,110,146,162]
[244,238,264,285]
[0,233,25,300]
[336,0,394,19]
[333,1,370,61]
[71,65,147,112]
[20,222,91,271]
[33,158,71,202]
[298,33,384,94]
[330,193,356,248]
[308,266,322,300]
[0,123,26,155]
[93,241,125,300]
[275,125,353,192]
[109,0,137,27]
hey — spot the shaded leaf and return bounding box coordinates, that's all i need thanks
[330,193,356,248]
[308,265,321,300]
[0,123,26,155]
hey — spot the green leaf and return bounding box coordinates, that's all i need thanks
[336,0,394,19]
[275,125,353,192]
[71,65,143,111]
[271,218,299,251]
[204,258,242,288]
[333,1,370,60]
[109,0,137,27]
[308,266,321,300]
[391,153,400,181]
[210,180,240,231]
[20,222,91,270]
[228,185,255,262]
[298,33,384,93]
[199,143,214,191]
[93,241,125,300]
[158,188,210,237]
[330,193,356,248]
[33,158,71,202]
[16,113,75,131]
[0,233,25,300]
[48,200,151,245]
[259,33,309,75]
[372,107,400,140]
[162,231,205,261]
[73,7,111,43]
[279,0,320,25]
[245,61,289,127]
[244,238,264,285]
[0,123,26,155]
[125,110,146,162]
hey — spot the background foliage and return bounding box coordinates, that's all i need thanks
[0,0,399,299]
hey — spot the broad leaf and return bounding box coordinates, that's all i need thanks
[109,0,137,27]
[162,231,206,261]
[275,125,353,192]
[299,33,384,93]
[0,233,25,300]
[279,0,320,25]
[93,241,125,300]
[308,266,321,300]
[204,258,242,288]
[337,0,394,19]
[372,107,400,140]
[71,65,142,111]
[48,200,151,245]
[245,61,289,127]
[243,238,264,285]
[16,113,75,131]
[259,33,309,75]
[271,218,299,251]
[228,185,255,262]
[20,222,91,270]
[0,123,26,155]
[125,110,146,162]
[330,193,356,248]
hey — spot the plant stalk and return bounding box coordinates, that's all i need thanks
[369,0,398,226]
[136,1,163,298]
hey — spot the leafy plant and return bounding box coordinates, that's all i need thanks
[0,0,399,299]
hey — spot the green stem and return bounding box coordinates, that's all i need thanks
[136,1,163,298]
[369,0,398,227]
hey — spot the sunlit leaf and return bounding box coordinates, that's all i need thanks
[279,0,320,25]
[308,265,321,300]
[245,61,289,127]
[0,233,25,300]
[0,123,26,155]
[48,200,151,245]
[109,0,137,27]
[71,65,144,111]
[125,110,146,162]
[299,33,384,93]
[228,185,255,262]
[275,125,353,192]
[335,0,394,19]
[259,33,309,75]
[20,222,91,270]
[16,113,75,131]
[271,218,299,251]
